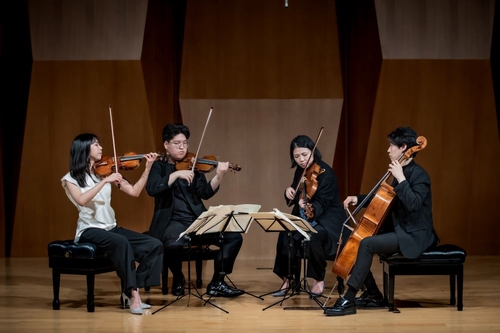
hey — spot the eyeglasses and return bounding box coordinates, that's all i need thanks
[169,141,189,148]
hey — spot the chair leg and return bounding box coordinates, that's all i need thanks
[449,274,456,306]
[457,266,463,311]
[382,264,389,307]
[388,272,396,312]
[162,255,169,295]
[52,269,61,310]
[86,273,96,312]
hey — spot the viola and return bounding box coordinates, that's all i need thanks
[94,152,163,177]
[331,136,428,280]
[300,162,321,219]
[175,152,241,173]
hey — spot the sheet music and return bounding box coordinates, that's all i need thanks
[273,208,311,241]
[176,206,218,242]
[195,204,261,235]
[249,209,317,240]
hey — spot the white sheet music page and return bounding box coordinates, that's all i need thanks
[176,205,220,241]
[194,204,261,235]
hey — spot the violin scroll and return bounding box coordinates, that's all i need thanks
[304,203,315,219]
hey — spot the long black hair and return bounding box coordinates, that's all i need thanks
[289,135,322,168]
[69,133,100,187]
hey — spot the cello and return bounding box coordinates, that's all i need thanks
[331,136,427,280]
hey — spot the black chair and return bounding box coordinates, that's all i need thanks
[48,240,115,312]
[145,244,220,295]
[378,244,466,313]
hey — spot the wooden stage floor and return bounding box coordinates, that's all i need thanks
[1,256,499,332]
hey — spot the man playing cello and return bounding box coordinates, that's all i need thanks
[324,126,439,316]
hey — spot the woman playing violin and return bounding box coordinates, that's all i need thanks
[61,133,163,315]
[145,123,244,297]
[273,135,348,297]
[324,126,439,317]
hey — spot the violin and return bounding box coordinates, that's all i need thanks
[94,152,163,177]
[175,152,241,173]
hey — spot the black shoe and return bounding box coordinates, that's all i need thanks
[324,297,357,316]
[272,289,287,297]
[171,276,186,296]
[355,290,386,308]
[206,282,244,297]
[272,279,296,297]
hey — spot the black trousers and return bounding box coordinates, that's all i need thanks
[80,226,164,295]
[273,223,330,282]
[161,220,243,281]
[347,232,399,291]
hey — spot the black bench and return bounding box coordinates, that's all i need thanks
[378,244,466,313]
[144,244,220,295]
[48,240,115,312]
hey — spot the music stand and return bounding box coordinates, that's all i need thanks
[152,208,225,314]
[249,209,318,311]
[195,204,264,307]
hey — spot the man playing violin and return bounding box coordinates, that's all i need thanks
[146,123,244,297]
[273,135,349,297]
[324,126,439,316]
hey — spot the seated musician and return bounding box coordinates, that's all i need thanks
[273,134,349,297]
[146,123,244,298]
[324,126,439,316]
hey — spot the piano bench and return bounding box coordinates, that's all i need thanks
[378,244,466,313]
[48,240,115,312]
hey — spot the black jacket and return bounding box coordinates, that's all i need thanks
[357,160,436,259]
[286,160,348,257]
[145,159,218,240]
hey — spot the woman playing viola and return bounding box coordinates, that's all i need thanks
[272,135,349,297]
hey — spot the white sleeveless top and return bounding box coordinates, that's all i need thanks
[61,172,116,242]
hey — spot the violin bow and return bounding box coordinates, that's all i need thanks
[108,104,121,188]
[190,107,213,172]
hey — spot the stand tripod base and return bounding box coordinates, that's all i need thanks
[223,275,264,300]
[281,278,326,310]
[152,281,228,314]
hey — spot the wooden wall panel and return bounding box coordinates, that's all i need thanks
[334,0,382,198]
[349,0,500,255]
[178,0,344,260]
[141,0,184,152]
[11,61,156,256]
[180,99,343,260]
[28,0,148,61]
[180,0,342,99]
[360,60,500,254]
[376,0,495,59]
[4,0,499,259]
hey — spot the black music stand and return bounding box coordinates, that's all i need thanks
[152,209,225,314]
[249,209,318,311]
[195,204,264,308]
